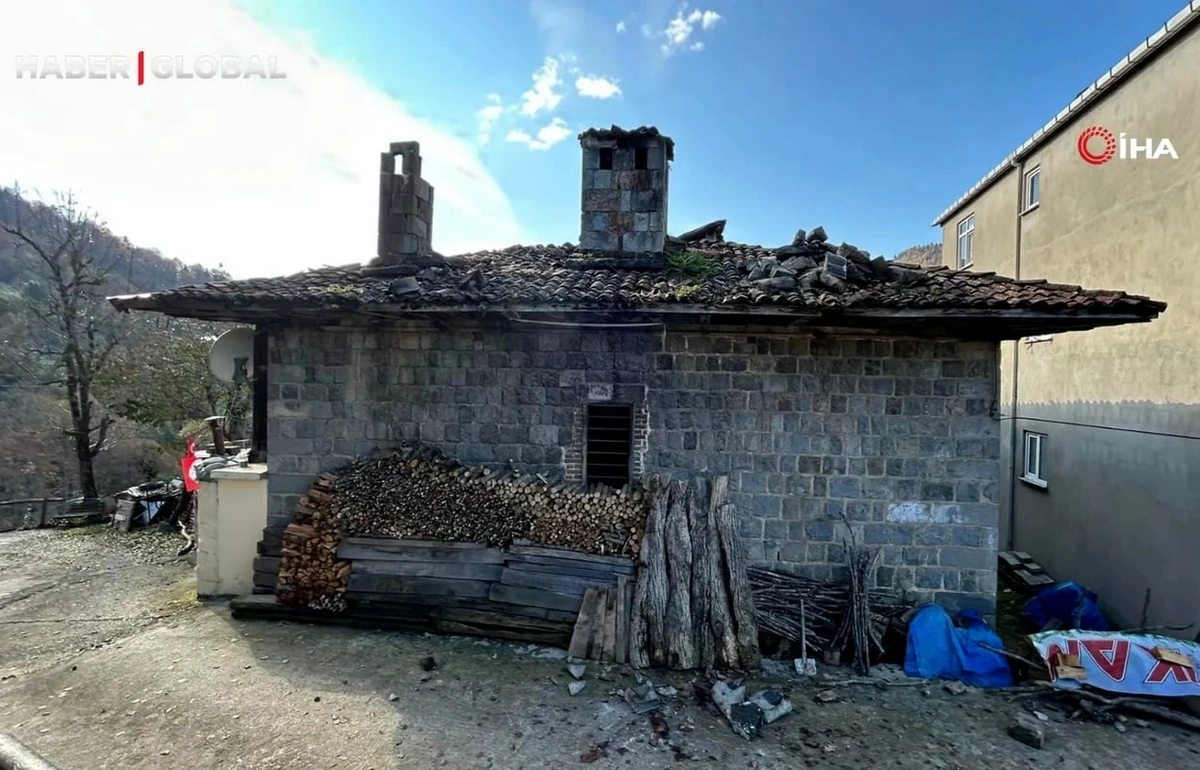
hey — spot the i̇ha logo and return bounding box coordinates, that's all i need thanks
[1077,125,1178,165]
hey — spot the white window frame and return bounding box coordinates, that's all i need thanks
[1022,167,1041,213]
[956,214,975,269]
[1023,431,1047,488]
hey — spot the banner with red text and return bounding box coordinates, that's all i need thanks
[1030,630,1200,698]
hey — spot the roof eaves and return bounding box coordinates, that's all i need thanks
[931,0,1200,227]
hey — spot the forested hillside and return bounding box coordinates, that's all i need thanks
[0,187,245,502]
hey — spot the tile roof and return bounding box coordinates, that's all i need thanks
[109,226,1166,335]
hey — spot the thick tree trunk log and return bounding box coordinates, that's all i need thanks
[688,477,715,671]
[706,476,739,668]
[663,479,696,670]
[714,496,761,670]
[640,476,671,667]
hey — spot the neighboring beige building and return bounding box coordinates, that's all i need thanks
[932,2,1200,634]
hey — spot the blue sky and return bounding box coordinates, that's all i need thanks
[1,1,1189,276]
[235,0,1189,258]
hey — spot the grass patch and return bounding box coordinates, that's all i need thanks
[665,249,719,280]
[672,283,703,300]
[158,575,200,612]
[59,523,109,537]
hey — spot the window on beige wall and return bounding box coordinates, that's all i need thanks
[1023,167,1041,212]
[956,214,975,268]
[1023,431,1047,488]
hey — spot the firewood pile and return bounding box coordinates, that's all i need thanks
[332,443,647,555]
[276,473,350,611]
[630,475,761,671]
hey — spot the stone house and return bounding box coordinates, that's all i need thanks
[110,126,1165,615]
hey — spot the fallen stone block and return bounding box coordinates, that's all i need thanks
[749,689,793,725]
[1008,713,1046,749]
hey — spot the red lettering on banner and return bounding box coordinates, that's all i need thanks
[1081,639,1130,682]
[1137,645,1200,685]
[1045,640,1081,681]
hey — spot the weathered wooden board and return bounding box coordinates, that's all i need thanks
[253,556,280,574]
[345,573,492,600]
[507,545,635,572]
[341,536,489,551]
[430,607,572,634]
[432,620,569,646]
[615,575,630,664]
[352,559,504,581]
[504,560,622,583]
[338,542,506,564]
[499,568,610,597]
[569,588,603,659]
[489,584,584,613]
[252,571,278,590]
[599,587,618,662]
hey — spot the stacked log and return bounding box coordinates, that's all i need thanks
[276,473,350,610]
[332,443,646,556]
[630,474,760,672]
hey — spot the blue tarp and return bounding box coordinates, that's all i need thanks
[1022,581,1110,631]
[904,603,1014,687]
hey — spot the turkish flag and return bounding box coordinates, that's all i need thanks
[181,436,199,492]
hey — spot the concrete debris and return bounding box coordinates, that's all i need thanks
[727,702,764,741]
[1008,713,1046,749]
[568,681,586,696]
[567,663,587,681]
[749,690,793,725]
[815,690,840,703]
[624,680,661,715]
[655,685,678,698]
[944,681,969,696]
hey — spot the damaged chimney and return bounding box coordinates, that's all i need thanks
[578,126,673,254]
[374,141,434,265]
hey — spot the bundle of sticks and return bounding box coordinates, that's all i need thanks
[831,535,884,674]
[333,443,648,556]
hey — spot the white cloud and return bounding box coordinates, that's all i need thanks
[0,0,522,278]
[616,20,627,34]
[476,93,503,144]
[661,5,723,56]
[519,57,564,117]
[574,75,621,99]
[505,118,572,151]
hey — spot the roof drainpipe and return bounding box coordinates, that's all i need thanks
[1006,157,1024,550]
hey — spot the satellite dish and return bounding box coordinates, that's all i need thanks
[208,327,255,384]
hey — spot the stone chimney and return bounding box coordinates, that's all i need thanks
[578,126,672,254]
[374,141,434,265]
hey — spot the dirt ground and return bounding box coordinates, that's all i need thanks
[2,528,1199,770]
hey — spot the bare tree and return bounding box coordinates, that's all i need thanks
[0,189,128,499]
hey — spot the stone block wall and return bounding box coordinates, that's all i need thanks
[376,142,434,261]
[266,323,1001,613]
[578,136,669,253]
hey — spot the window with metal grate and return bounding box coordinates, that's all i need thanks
[584,403,633,489]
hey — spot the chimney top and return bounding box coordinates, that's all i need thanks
[578,125,674,160]
[578,125,672,254]
[374,141,434,267]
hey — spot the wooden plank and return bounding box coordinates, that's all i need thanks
[253,556,280,574]
[341,536,489,551]
[504,560,623,582]
[352,559,503,581]
[1153,647,1195,668]
[337,542,505,564]
[600,587,618,662]
[615,575,629,664]
[499,568,610,597]
[507,544,635,571]
[432,620,570,646]
[490,584,584,613]
[430,607,573,634]
[569,588,603,658]
[590,588,610,661]
[345,573,492,600]
[505,552,635,577]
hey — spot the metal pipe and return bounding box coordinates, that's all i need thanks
[1006,158,1025,550]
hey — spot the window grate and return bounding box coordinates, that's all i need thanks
[585,403,633,489]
